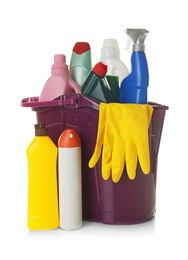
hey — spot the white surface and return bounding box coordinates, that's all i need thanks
[0,0,187,259]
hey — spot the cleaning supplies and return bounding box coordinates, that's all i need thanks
[105,75,119,102]
[89,103,153,182]
[100,39,129,85]
[69,42,92,88]
[119,29,149,104]
[82,61,114,102]
[39,54,81,101]
[58,129,82,230]
[26,122,59,230]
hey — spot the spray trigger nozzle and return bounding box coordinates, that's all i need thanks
[125,28,149,51]
[125,35,132,51]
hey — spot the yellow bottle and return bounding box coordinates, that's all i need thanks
[26,122,59,230]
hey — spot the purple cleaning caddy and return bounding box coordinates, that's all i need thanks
[21,93,168,224]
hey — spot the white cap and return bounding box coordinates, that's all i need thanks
[101,39,120,59]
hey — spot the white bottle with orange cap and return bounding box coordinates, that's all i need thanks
[58,129,82,230]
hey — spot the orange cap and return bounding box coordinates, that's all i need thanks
[58,129,81,148]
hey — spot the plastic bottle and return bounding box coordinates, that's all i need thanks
[119,29,149,104]
[39,54,81,101]
[26,122,59,230]
[58,129,82,230]
[69,42,92,88]
[100,39,129,85]
[105,75,119,102]
[82,61,114,103]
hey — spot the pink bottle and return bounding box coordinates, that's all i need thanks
[39,54,81,101]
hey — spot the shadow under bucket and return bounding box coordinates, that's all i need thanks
[21,94,168,224]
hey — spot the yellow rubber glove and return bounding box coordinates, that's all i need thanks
[89,103,153,182]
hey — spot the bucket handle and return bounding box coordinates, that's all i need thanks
[21,94,100,110]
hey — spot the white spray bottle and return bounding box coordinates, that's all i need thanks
[58,129,82,230]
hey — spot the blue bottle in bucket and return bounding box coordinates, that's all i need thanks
[119,29,149,104]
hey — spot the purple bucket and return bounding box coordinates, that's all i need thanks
[21,93,168,224]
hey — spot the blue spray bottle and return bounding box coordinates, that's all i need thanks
[119,29,149,104]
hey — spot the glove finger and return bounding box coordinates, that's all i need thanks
[89,142,103,168]
[136,137,150,174]
[88,103,107,168]
[125,142,137,180]
[102,159,111,181]
[102,142,112,181]
[112,139,125,183]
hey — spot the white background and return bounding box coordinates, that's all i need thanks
[0,0,187,259]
